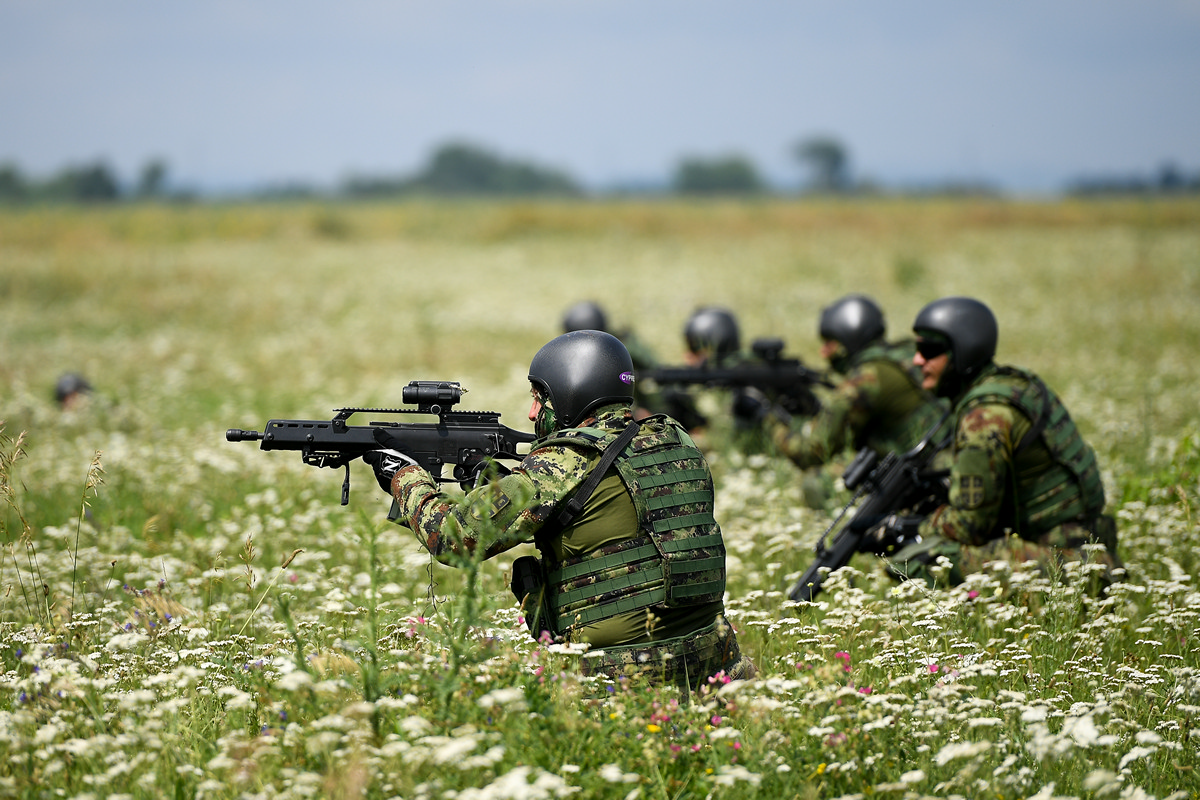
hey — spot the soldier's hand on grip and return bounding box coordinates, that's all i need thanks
[362,449,418,494]
[862,514,923,555]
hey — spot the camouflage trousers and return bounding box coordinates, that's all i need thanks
[579,615,757,691]
[886,514,1123,593]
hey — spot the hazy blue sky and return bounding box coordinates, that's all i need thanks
[3,0,1198,194]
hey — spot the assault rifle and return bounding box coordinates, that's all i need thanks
[787,411,953,602]
[227,381,535,514]
[643,338,832,418]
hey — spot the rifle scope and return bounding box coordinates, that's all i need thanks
[402,380,464,412]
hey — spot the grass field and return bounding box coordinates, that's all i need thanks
[2,198,1199,799]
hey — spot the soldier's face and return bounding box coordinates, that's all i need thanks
[528,390,543,423]
[819,338,840,361]
[914,345,949,392]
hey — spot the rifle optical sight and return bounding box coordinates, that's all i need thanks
[402,381,464,413]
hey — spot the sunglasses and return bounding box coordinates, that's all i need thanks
[915,339,950,360]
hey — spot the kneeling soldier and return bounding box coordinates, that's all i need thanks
[367,330,756,689]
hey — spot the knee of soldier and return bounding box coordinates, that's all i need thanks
[885,538,964,588]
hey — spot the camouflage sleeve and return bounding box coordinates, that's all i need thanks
[768,365,881,468]
[391,446,590,563]
[918,402,1018,546]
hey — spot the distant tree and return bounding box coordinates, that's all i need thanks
[341,174,410,198]
[672,155,764,195]
[410,142,581,196]
[44,162,121,202]
[0,163,29,202]
[137,159,168,199]
[793,136,850,193]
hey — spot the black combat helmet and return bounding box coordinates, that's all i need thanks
[912,297,998,396]
[528,330,635,430]
[685,307,740,361]
[54,372,92,406]
[561,301,609,333]
[819,294,886,358]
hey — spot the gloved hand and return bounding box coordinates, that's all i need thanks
[361,449,418,494]
[863,514,924,554]
[731,388,770,424]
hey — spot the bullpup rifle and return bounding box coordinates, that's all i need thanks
[227,381,535,513]
[643,338,832,418]
[787,411,953,602]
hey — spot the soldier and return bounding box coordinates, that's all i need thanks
[55,372,92,410]
[762,295,948,469]
[366,330,756,689]
[679,306,823,449]
[561,300,669,420]
[683,307,741,368]
[880,296,1122,590]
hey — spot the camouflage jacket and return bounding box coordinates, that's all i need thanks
[392,404,726,648]
[768,340,947,468]
[918,364,1107,547]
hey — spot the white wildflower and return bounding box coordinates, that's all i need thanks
[598,764,640,783]
[1061,714,1099,746]
[968,717,1003,729]
[1119,745,1157,770]
[478,687,527,710]
[275,670,313,692]
[934,740,991,766]
[709,764,761,787]
[216,686,255,711]
[420,734,480,765]
[105,632,144,652]
[453,765,579,799]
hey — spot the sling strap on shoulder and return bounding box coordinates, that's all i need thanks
[540,419,641,541]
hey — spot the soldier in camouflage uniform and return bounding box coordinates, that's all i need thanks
[561,300,677,422]
[366,330,756,690]
[880,297,1123,591]
[762,295,949,469]
[678,306,775,445]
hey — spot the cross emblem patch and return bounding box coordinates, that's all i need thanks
[960,475,985,508]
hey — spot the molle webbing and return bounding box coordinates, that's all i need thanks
[541,418,727,633]
[960,367,1105,534]
[547,536,666,630]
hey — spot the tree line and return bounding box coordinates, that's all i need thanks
[0,137,853,203]
[2,138,1196,203]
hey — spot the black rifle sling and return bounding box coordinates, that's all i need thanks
[539,419,641,543]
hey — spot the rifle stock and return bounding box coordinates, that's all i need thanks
[227,381,535,508]
[787,411,953,603]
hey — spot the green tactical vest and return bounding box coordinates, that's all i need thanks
[536,416,727,635]
[848,339,949,454]
[957,365,1106,537]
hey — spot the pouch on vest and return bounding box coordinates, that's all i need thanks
[510,555,555,639]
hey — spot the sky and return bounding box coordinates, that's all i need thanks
[3,0,1199,195]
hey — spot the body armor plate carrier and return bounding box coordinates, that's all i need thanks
[958,365,1105,537]
[538,416,727,636]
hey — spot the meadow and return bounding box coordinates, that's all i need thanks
[1,197,1199,799]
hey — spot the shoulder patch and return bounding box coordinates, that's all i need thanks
[959,474,986,509]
